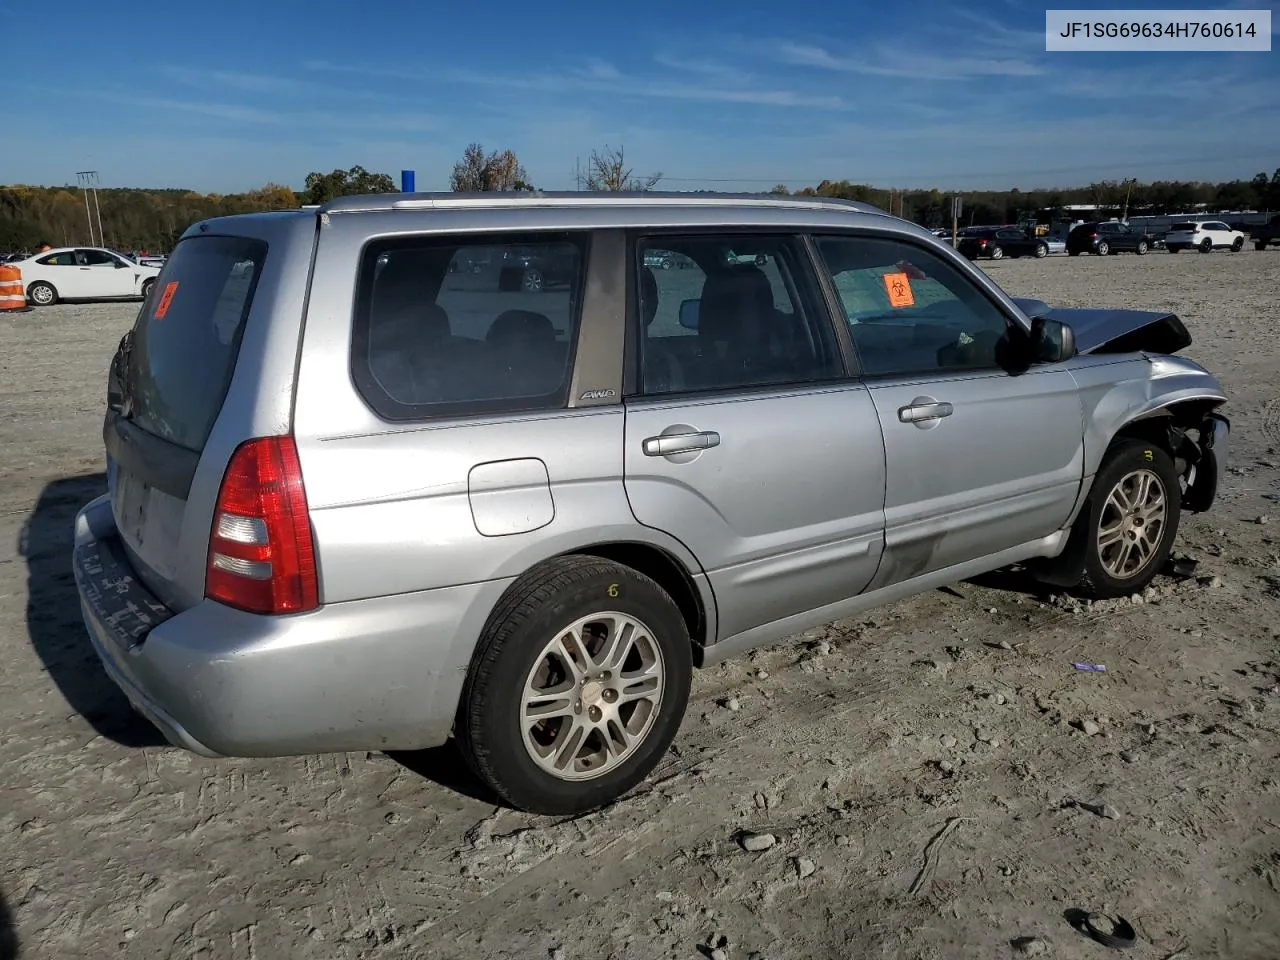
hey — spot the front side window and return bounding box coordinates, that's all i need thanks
[78,249,116,266]
[351,234,586,420]
[813,234,1016,378]
[634,234,841,396]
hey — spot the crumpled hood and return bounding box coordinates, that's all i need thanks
[1010,298,1193,355]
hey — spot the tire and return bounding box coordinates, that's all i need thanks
[1095,241,1110,256]
[27,281,57,306]
[754,254,767,266]
[1074,440,1181,600]
[1199,239,1212,253]
[140,278,156,300]
[1231,237,1243,251]
[989,245,1003,260]
[1034,242,1048,258]
[1257,241,1269,251]
[1168,246,1180,253]
[1068,249,1080,256]
[522,268,544,292]
[457,556,693,815]
[1135,240,1148,255]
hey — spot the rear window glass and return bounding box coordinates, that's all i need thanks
[1170,223,1197,231]
[350,233,586,421]
[124,235,266,452]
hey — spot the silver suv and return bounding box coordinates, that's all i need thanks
[73,192,1229,814]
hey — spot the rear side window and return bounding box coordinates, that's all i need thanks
[1170,223,1196,231]
[125,235,266,452]
[350,233,586,420]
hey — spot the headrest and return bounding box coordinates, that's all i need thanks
[640,266,659,327]
[487,310,556,347]
[697,265,774,342]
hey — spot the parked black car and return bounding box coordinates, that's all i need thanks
[1250,213,1280,250]
[499,245,579,292]
[957,227,1050,261]
[1066,221,1158,256]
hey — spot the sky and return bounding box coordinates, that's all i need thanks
[2,0,1277,194]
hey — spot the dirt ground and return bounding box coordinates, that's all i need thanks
[1,249,1278,960]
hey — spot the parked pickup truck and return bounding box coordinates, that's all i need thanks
[1250,214,1280,250]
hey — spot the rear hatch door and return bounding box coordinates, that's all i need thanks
[106,233,270,612]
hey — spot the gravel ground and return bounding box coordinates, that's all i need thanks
[2,249,1279,960]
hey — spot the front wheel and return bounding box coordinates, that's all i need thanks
[457,556,693,815]
[522,268,544,292]
[1075,440,1181,600]
[1231,237,1243,251]
[27,281,57,306]
[140,278,156,301]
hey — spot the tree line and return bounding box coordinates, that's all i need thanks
[2,143,1276,252]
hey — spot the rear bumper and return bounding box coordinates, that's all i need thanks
[72,493,510,757]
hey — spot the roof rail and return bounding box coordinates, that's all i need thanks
[317,190,891,217]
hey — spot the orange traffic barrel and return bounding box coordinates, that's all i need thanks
[0,264,32,314]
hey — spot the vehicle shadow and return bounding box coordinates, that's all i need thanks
[0,884,17,960]
[20,473,164,748]
[385,743,499,806]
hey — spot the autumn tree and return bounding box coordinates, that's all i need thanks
[303,165,397,204]
[584,145,661,191]
[244,183,300,211]
[768,184,790,194]
[449,143,533,192]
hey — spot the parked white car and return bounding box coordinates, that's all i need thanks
[1163,221,1245,254]
[15,247,162,306]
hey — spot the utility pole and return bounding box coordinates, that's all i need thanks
[76,171,103,246]
[1121,177,1135,222]
[951,195,962,247]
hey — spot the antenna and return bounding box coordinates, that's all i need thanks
[76,171,104,246]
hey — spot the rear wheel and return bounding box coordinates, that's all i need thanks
[1096,241,1110,256]
[1075,440,1181,600]
[140,278,156,300]
[989,245,1003,260]
[1034,242,1048,258]
[27,281,57,306]
[457,556,693,815]
[1257,241,1269,251]
[1199,238,1212,253]
[1168,246,1180,253]
[522,268,544,292]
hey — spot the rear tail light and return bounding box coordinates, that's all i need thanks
[979,239,988,246]
[1090,233,1097,239]
[206,435,319,615]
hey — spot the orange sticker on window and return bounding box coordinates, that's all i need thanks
[883,271,915,308]
[153,281,178,319]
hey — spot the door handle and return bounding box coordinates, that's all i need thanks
[643,431,721,457]
[898,401,954,423]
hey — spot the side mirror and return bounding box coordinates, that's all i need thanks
[1030,316,1077,363]
[678,298,700,330]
